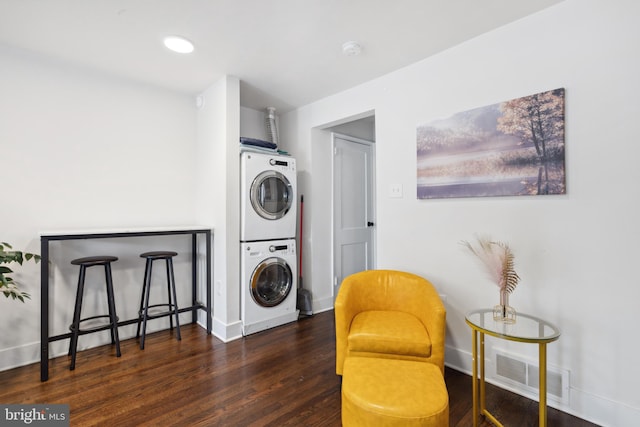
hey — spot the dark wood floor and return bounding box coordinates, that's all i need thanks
[0,310,598,426]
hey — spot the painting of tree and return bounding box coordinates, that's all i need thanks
[416,88,565,199]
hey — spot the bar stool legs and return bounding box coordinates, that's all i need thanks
[68,256,121,371]
[136,251,182,350]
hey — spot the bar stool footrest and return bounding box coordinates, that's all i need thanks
[70,315,119,335]
[139,303,180,320]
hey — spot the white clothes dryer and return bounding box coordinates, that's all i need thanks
[240,152,296,242]
[240,239,298,335]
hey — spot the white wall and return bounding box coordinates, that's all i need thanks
[195,76,243,342]
[280,1,640,425]
[0,44,253,365]
[0,45,198,369]
[329,117,376,142]
[240,106,270,141]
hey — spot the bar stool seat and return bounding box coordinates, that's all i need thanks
[68,255,121,371]
[136,251,182,349]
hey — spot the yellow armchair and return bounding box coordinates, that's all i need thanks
[335,270,446,375]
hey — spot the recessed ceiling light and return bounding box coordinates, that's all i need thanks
[163,36,195,54]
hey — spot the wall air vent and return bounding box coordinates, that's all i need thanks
[495,351,569,405]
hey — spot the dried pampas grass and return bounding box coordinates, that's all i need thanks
[461,236,520,294]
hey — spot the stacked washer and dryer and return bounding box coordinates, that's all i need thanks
[240,150,298,336]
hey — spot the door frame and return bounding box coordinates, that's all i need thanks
[331,132,377,298]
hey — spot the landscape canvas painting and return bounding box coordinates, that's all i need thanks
[416,88,565,199]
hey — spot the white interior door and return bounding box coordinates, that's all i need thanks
[333,134,375,298]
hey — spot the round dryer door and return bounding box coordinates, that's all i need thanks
[250,171,293,220]
[250,257,293,307]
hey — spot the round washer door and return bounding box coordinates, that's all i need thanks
[250,257,293,307]
[250,171,293,220]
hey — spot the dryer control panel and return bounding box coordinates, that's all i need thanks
[268,157,296,173]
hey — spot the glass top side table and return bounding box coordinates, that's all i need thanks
[465,309,560,427]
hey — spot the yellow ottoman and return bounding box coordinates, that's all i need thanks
[342,357,449,427]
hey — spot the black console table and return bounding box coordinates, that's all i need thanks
[40,226,212,381]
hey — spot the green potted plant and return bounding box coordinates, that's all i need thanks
[0,242,41,302]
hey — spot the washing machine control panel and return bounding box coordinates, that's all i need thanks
[269,243,294,255]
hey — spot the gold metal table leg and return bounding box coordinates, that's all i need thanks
[480,331,486,414]
[472,329,479,427]
[540,342,548,427]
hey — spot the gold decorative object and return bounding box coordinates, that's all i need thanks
[461,236,520,323]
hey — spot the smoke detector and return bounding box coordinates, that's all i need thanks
[342,41,362,56]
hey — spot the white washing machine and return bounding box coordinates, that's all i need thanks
[240,239,298,335]
[240,151,297,242]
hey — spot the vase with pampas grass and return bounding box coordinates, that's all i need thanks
[461,235,520,323]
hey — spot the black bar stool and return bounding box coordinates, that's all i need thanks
[136,251,182,350]
[68,255,121,371]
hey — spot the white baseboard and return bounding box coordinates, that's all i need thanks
[0,342,40,372]
[310,296,335,315]
[444,345,639,427]
[210,317,242,343]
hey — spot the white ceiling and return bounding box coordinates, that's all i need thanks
[0,0,563,113]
